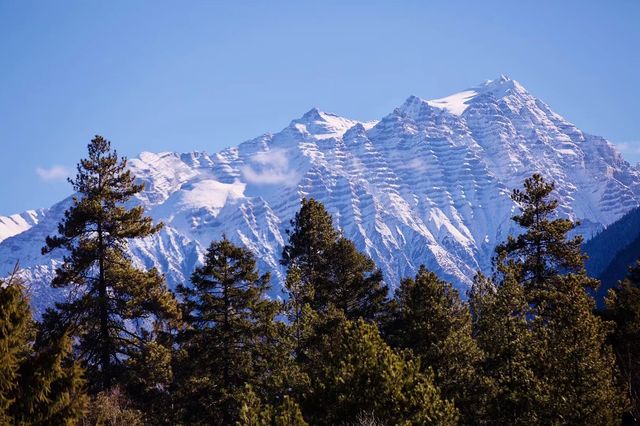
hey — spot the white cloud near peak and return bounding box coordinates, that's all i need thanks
[241,149,300,186]
[36,165,70,182]
[615,141,640,154]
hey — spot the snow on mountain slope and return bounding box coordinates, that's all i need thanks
[2,76,640,312]
[0,209,47,243]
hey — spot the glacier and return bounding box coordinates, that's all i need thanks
[2,75,639,312]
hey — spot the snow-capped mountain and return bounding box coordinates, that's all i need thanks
[2,76,639,311]
[0,209,47,243]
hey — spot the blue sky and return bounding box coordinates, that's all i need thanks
[1,0,639,215]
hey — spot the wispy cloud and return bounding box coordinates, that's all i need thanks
[35,165,70,182]
[406,158,428,172]
[615,141,640,155]
[397,158,428,172]
[250,150,289,169]
[241,149,300,186]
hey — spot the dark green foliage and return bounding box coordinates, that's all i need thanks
[604,261,640,422]
[281,198,338,310]
[0,271,33,423]
[384,266,483,423]
[283,265,317,356]
[0,272,88,425]
[280,199,392,419]
[322,237,388,321]
[496,173,584,290]
[303,318,458,425]
[42,135,180,393]
[176,237,296,425]
[122,337,175,424]
[237,385,307,426]
[14,159,632,424]
[482,173,625,424]
[469,268,539,424]
[471,267,623,424]
[282,198,388,322]
[13,331,89,425]
[532,273,624,424]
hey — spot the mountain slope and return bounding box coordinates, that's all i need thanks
[2,76,639,312]
[0,209,47,243]
[585,206,640,278]
[597,235,640,297]
[584,207,640,303]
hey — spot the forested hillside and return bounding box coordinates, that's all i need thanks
[584,207,640,303]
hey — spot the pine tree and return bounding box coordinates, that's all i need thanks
[0,270,88,425]
[603,260,640,423]
[282,198,388,322]
[41,135,180,392]
[532,273,624,424]
[304,317,458,425]
[322,237,388,321]
[0,271,33,423]
[176,237,293,425]
[495,173,584,291]
[489,173,626,423]
[469,267,540,424]
[236,385,307,426]
[281,198,339,311]
[384,265,483,423]
[282,198,339,281]
[12,331,88,425]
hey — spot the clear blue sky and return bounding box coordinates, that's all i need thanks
[1,0,639,215]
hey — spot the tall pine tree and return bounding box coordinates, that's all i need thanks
[281,198,338,276]
[176,237,295,425]
[384,266,483,423]
[304,317,458,425]
[532,273,623,424]
[42,135,180,392]
[491,173,625,423]
[495,173,584,291]
[469,267,540,424]
[282,198,387,321]
[0,270,88,424]
[604,260,640,423]
[0,270,32,423]
[281,198,338,311]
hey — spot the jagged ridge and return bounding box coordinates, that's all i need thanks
[2,76,639,312]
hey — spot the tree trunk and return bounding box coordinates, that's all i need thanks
[222,268,231,426]
[98,218,111,390]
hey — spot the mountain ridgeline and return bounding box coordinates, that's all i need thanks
[2,76,640,313]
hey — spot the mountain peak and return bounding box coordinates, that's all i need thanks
[395,95,436,118]
[290,108,360,138]
[5,78,640,314]
[415,76,530,116]
[294,107,343,125]
[300,107,324,121]
[477,75,528,97]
